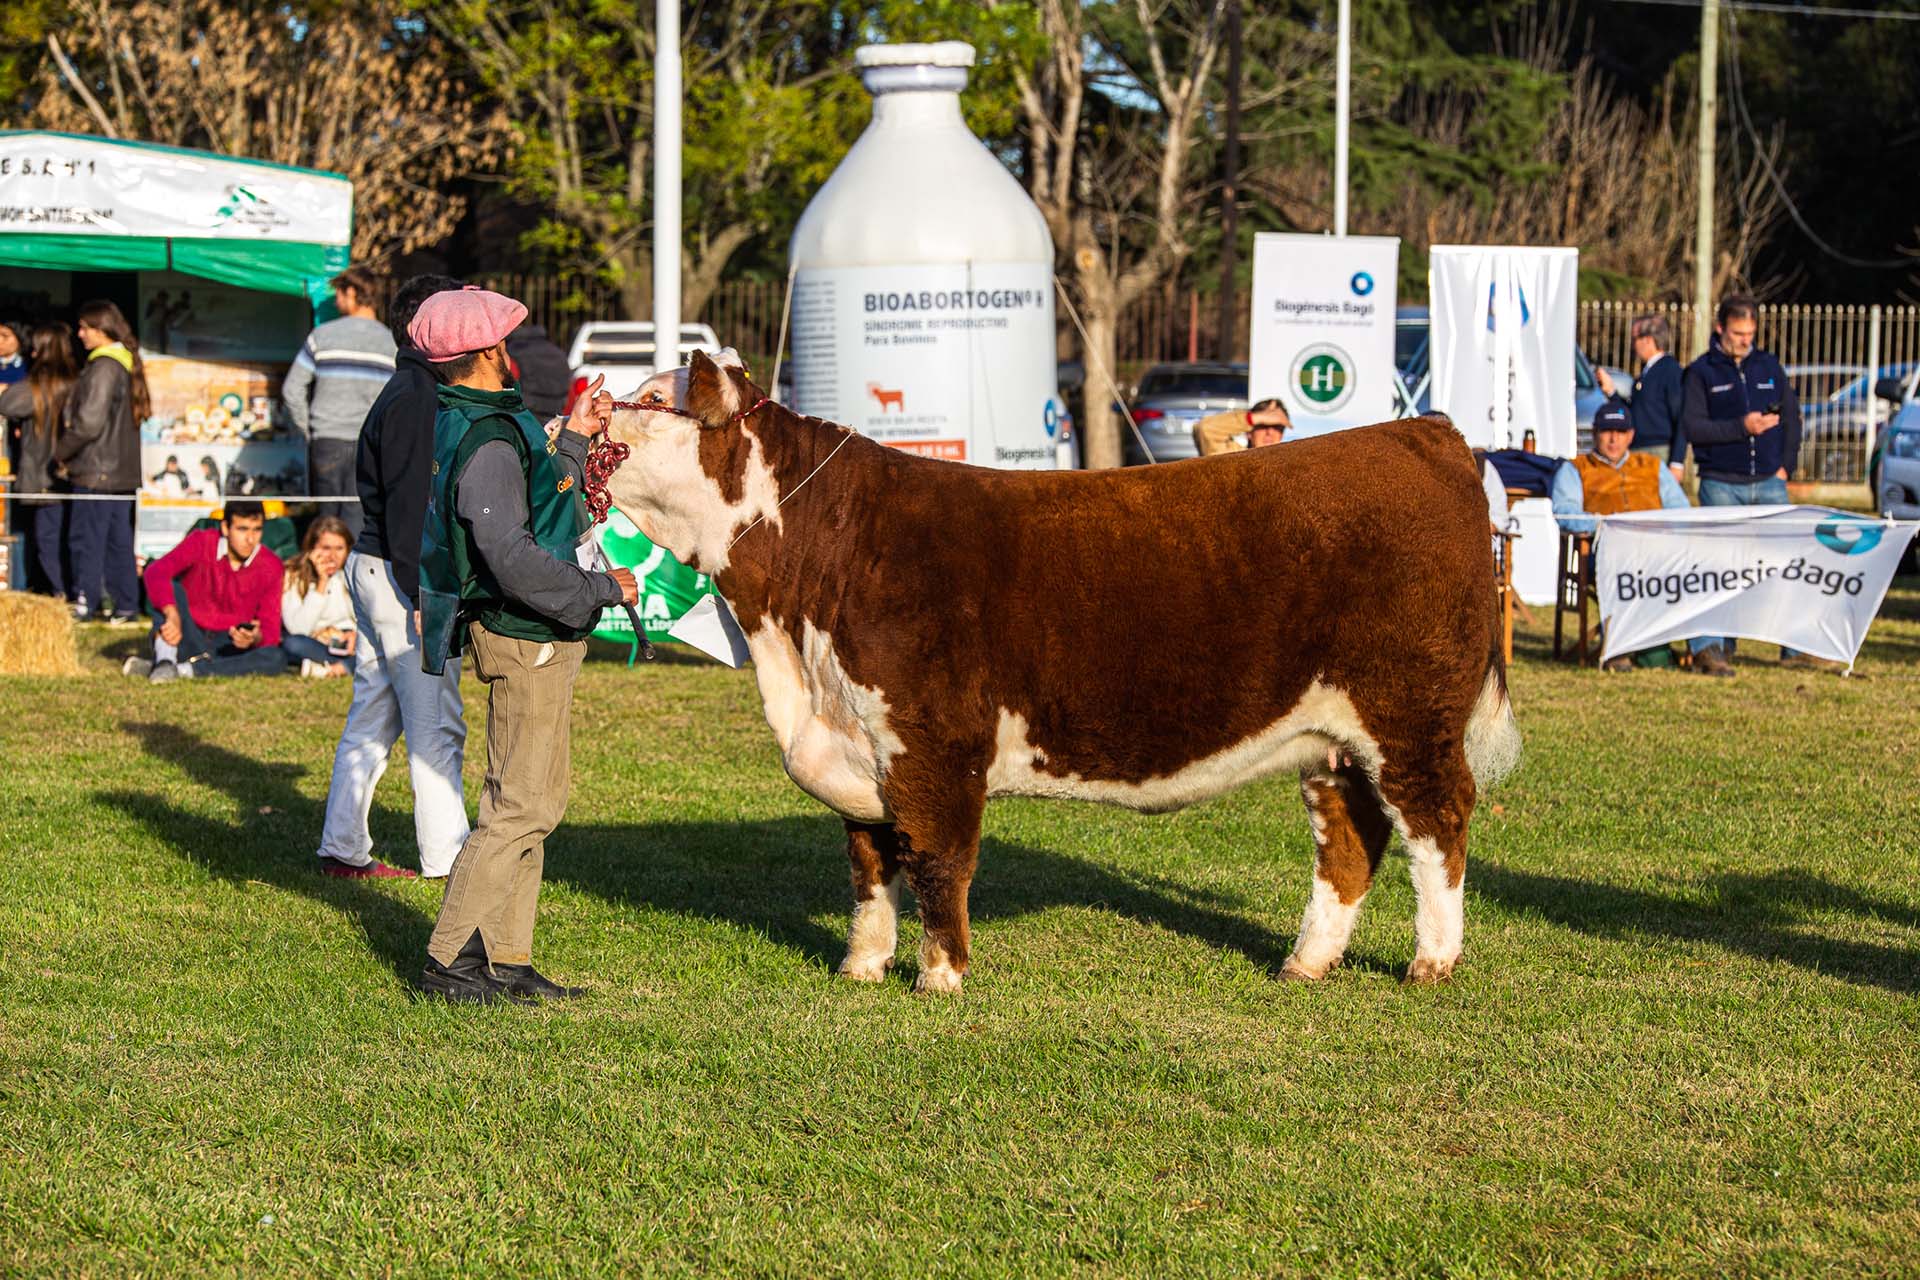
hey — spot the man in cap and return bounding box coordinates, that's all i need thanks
[1193,397,1291,457]
[411,287,638,1004]
[1551,399,1690,672]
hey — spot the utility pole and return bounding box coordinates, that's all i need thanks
[1693,0,1718,357]
[653,0,682,374]
[1218,0,1242,362]
[1334,0,1350,237]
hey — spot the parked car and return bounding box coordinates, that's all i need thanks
[564,320,723,410]
[1393,305,1631,453]
[1797,362,1920,483]
[1869,366,1920,522]
[1119,362,1249,465]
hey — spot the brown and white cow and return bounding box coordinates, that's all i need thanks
[602,350,1520,992]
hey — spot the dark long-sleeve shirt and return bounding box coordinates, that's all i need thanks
[353,349,438,607]
[1628,353,1685,458]
[454,427,620,631]
[1679,340,1800,482]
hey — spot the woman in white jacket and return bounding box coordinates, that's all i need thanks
[282,516,357,677]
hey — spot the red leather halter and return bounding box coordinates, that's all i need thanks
[584,396,772,524]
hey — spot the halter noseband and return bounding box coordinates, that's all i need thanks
[584,396,774,527]
[607,395,770,425]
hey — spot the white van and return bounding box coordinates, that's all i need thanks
[565,321,723,408]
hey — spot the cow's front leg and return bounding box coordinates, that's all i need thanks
[838,821,904,982]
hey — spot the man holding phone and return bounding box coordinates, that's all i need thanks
[1676,294,1835,675]
[124,500,287,681]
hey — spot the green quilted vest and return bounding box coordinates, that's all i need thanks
[418,384,592,675]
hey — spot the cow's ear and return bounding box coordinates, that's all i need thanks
[684,349,742,427]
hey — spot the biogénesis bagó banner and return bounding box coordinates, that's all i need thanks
[1595,506,1917,667]
[1246,233,1400,439]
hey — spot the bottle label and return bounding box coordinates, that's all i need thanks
[791,262,1061,468]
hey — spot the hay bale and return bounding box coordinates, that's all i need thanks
[0,592,83,677]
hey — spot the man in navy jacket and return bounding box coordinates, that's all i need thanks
[1605,313,1686,476]
[1677,294,1836,676]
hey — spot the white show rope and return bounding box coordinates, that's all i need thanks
[767,263,797,400]
[1054,276,1161,465]
[727,428,854,551]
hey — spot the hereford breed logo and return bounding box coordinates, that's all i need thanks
[867,383,905,413]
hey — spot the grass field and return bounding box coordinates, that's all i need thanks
[3,590,1918,1278]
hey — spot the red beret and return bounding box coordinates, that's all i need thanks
[406,287,528,362]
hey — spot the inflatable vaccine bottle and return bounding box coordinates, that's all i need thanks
[789,42,1064,468]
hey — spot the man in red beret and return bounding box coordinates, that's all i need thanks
[410,288,639,1004]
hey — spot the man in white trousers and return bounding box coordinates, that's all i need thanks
[315,275,472,878]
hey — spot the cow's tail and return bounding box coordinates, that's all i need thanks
[1464,634,1522,793]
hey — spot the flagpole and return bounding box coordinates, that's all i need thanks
[654,0,682,374]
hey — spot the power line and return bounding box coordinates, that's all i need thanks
[1722,8,1917,269]
[1614,0,1920,20]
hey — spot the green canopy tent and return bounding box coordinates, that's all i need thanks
[0,131,351,304]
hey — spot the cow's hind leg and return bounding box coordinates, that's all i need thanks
[890,778,986,996]
[1283,762,1393,981]
[1376,750,1477,984]
[838,821,904,982]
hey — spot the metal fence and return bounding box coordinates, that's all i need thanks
[1580,301,1920,485]
[468,275,1912,483]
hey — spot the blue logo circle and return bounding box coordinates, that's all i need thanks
[1350,271,1374,297]
[1815,516,1883,556]
[1043,398,1062,439]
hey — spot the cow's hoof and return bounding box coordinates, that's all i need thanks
[1403,956,1457,985]
[1277,961,1324,982]
[837,957,893,983]
[912,966,964,995]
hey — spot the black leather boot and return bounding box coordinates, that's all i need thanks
[420,930,518,1004]
[490,963,585,1001]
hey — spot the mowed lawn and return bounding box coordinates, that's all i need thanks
[3,589,1918,1278]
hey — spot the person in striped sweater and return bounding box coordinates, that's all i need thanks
[282,266,395,542]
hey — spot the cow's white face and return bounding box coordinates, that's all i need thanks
[602,347,783,574]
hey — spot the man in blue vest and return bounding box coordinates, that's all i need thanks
[409,287,638,1003]
[1677,294,1839,676]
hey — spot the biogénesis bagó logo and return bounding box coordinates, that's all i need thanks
[1616,550,1874,604]
[1291,343,1354,413]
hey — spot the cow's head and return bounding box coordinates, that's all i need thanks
[603,348,783,574]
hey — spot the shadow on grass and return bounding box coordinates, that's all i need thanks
[1475,862,1920,994]
[102,721,1336,986]
[100,723,433,983]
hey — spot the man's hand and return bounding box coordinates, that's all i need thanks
[1775,467,1788,481]
[608,567,639,606]
[1743,411,1780,435]
[1669,463,1686,482]
[1596,366,1616,397]
[565,373,613,437]
[229,622,260,650]
[159,606,183,646]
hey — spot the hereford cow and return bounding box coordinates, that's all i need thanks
[601,350,1519,992]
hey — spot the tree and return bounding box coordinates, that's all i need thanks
[431,0,873,320]
[996,0,1230,470]
[34,0,508,264]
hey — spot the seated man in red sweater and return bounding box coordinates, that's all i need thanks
[123,501,288,683]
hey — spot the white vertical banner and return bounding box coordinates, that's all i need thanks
[1429,246,1578,454]
[1247,233,1399,439]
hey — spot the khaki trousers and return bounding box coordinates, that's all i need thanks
[426,624,586,966]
